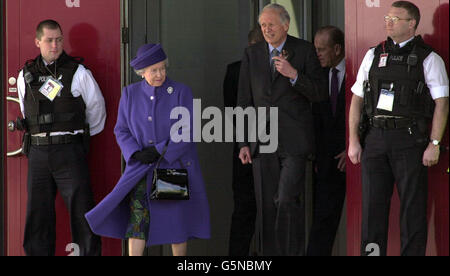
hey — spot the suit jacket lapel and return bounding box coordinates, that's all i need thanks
[336,75,346,117]
[339,74,345,93]
[257,42,272,87]
[283,36,296,63]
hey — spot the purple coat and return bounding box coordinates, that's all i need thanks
[85,78,210,246]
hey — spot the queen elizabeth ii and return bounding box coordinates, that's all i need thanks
[85,43,210,256]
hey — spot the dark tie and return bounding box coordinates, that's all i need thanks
[393,43,400,50]
[270,48,279,80]
[330,67,339,115]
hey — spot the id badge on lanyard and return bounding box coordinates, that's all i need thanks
[376,41,394,111]
[378,41,388,68]
[39,75,63,101]
[379,53,388,67]
[377,83,395,112]
[378,41,389,68]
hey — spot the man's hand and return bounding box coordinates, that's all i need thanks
[423,97,448,167]
[272,56,298,80]
[239,146,252,165]
[348,141,362,165]
[423,143,440,167]
[335,150,346,172]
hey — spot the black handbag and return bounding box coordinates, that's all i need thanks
[150,143,189,200]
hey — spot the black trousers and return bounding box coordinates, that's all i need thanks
[307,151,346,256]
[252,147,306,256]
[23,142,101,256]
[361,126,428,256]
[228,144,256,256]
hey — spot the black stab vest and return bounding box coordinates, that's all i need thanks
[366,36,435,120]
[23,52,86,134]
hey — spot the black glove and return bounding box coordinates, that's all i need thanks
[16,117,28,131]
[132,146,161,164]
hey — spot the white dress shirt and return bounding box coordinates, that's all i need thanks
[17,62,106,136]
[351,36,449,100]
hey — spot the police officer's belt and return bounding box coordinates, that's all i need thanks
[371,117,414,129]
[31,134,83,146]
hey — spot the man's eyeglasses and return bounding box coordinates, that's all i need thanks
[384,15,412,23]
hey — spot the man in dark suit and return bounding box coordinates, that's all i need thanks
[223,27,264,256]
[237,3,327,256]
[307,26,346,256]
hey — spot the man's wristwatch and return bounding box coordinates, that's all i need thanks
[430,139,440,146]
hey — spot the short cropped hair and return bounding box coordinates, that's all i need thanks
[392,1,420,29]
[259,3,290,25]
[36,19,62,40]
[315,25,345,52]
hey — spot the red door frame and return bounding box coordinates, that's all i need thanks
[345,0,449,256]
[4,0,123,256]
[1,0,5,256]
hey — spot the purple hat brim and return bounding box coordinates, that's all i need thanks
[130,44,167,70]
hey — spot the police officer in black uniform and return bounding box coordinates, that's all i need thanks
[17,20,106,256]
[348,1,449,256]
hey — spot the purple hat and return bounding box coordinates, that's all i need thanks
[130,43,167,70]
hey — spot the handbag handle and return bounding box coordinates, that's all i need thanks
[154,139,185,169]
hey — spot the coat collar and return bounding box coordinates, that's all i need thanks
[141,77,175,96]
